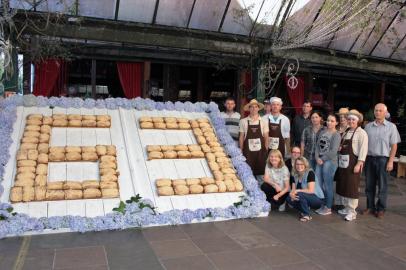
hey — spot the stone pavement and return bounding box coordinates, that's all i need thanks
[1,176,406,270]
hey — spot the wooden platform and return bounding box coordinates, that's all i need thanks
[0,107,245,220]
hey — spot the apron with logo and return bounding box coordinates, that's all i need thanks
[336,127,361,199]
[268,119,285,158]
[243,120,267,175]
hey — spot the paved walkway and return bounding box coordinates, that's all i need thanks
[1,176,406,270]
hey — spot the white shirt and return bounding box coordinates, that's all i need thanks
[262,113,291,139]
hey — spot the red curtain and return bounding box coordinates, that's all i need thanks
[285,76,304,114]
[117,62,143,98]
[33,59,66,97]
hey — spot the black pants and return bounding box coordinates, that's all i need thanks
[260,182,288,207]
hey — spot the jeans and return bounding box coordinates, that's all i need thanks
[286,192,323,216]
[365,156,389,211]
[309,158,317,171]
[260,183,288,207]
[315,160,337,209]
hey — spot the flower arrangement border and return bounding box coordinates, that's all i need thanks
[0,95,269,238]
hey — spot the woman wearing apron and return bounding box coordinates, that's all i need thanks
[239,99,269,179]
[335,109,368,221]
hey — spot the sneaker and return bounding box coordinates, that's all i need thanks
[344,213,357,221]
[338,209,349,215]
[316,206,332,216]
[278,203,286,212]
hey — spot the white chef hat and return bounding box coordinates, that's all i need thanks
[269,97,283,105]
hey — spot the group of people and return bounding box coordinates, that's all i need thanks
[221,97,401,222]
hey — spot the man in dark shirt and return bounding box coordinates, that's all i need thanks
[291,101,312,146]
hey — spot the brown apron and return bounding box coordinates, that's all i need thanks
[243,120,267,175]
[336,127,361,199]
[268,118,285,158]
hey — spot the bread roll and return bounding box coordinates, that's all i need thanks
[21,137,39,144]
[53,119,68,127]
[205,153,216,162]
[101,188,119,198]
[217,157,231,163]
[96,145,107,156]
[174,185,189,195]
[201,127,213,133]
[100,155,116,163]
[23,131,40,138]
[153,122,166,129]
[166,122,178,129]
[10,187,23,202]
[199,122,211,128]
[140,122,154,129]
[175,145,188,151]
[214,181,225,192]
[148,151,163,160]
[139,116,152,122]
[37,153,48,164]
[172,179,187,186]
[156,178,172,187]
[190,120,199,128]
[18,160,36,167]
[212,146,224,153]
[27,150,38,160]
[23,186,35,202]
[65,189,83,200]
[190,151,204,158]
[16,150,28,160]
[99,161,117,169]
[63,181,82,190]
[193,128,203,136]
[99,168,118,176]
[82,120,97,127]
[36,164,48,175]
[20,143,38,150]
[224,180,236,192]
[45,190,65,200]
[37,143,49,154]
[35,175,47,187]
[100,174,118,182]
[65,152,82,161]
[69,120,82,127]
[208,141,221,147]
[100,181,118,189]
[40,125,52,134]
[27,114,43,120]
[214,152,227,158]
[35,186,46,201]
[25,125,41,132]
[26,119,42,126]
[178,123,191,130]
[96,115,111,122]
[205,136,218,143]
[49,146,65,153]
[177,151,191,159]
[151,117,164,123]
[49,152,65,162]
[47,181,64,190]
[200,177,215,186]
[42,116,53,125]
[82,152,98,161]
[176,118,188,123]
[163,151,177,159]
[234,180,244,192]
[200,144,211,153]
[68,114,82,121]
[188,145,201,152]
[147,145,161,152]
[197,118,209,123]
[204,131,216,138]
[160,145,175,151]
[83,188,102,199]
[223,173,238,181]
[96,121,111,128]
[15,172,35,181]
[208,162,220,171]
[186,178,200,186]
[106,146,116,156]
[218,162,232,169]
[52,114,67,120]
[196,136,206,145]
[82,115,96,121]
[14,178,34,187]
[189,184,204,194]
[204,184,218,193]
[81,146,96,153]
[221,168,236,174]
[82,180,100,189]
[17,166,36,174]
[158,186,174,196]
[65,146,82,153]
[164,117,177,123]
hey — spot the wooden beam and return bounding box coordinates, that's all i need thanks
[114,0,120,20]
[152,0,160,24]
[186,0,197,28]
[218,0,231,32]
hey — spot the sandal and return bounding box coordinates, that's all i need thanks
[299,215,312,222]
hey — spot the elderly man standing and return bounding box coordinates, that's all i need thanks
[262,97,291,158]
[364,103,401,218]
[291,101,312,147]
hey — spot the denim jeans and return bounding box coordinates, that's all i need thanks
[286,192,323,216]
[308,158,317,171]
[315,160,337,209]
[365,156,389,211]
